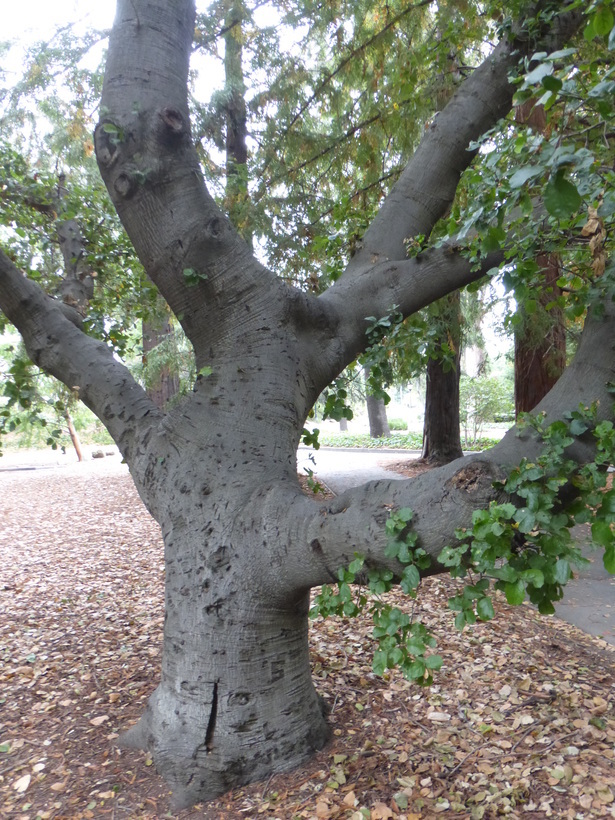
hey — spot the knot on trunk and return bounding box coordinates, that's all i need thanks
[94,121,123,168]
[158,107,188,144]
[445,460,503,497]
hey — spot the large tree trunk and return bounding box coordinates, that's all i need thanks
[0,1,588,808]
[421,292,463,464]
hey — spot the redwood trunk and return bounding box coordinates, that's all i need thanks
[513,103,566,415]
[514,255,566,415]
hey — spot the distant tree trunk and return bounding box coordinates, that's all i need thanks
[339,418,348,431]
[64,408,83,461]
[366,394,391,437]
[421,292,463,464]
[514,254,566,415]
[513,102,566,415]
[142,314,180,409]
[364,367,390,437]
[224,0,251,247]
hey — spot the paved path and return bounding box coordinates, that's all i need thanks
[300,446,615,648]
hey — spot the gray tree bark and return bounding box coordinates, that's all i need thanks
[0,1,592,808]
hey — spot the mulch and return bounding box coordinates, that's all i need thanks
[0,460,614,819]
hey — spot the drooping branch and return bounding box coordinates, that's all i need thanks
[0,248,161,464]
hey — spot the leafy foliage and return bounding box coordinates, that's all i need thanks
[311,507,442,685]
[441,404,615,628]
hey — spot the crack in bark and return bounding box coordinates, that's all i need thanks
[205,680,218,753]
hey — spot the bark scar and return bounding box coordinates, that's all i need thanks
[205,681,218,753]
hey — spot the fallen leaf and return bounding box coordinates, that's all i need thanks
[371,802,393,819]
[13,774,31,793]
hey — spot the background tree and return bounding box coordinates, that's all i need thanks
[1,0,614,810]
[513,100,567,415]
[420,290,464,463]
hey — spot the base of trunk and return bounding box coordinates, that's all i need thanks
[119,597,331,807]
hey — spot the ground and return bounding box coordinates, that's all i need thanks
[0,457,614,819]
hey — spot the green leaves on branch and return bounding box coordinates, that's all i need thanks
[544,170,582,220]
[313,403,615,687]
[360,308,404,403]
[311,507,442,685]
[441,403,615,625]
[321,377,354,423]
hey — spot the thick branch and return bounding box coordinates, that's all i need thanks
[331,5,583,294]
[0,248,161,463]
[96,0,278,356]
[351,6,583,270]
[290,300,615,591]
[318,244,503,371]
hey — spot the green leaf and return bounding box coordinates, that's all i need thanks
[604,545,615,574]
[509,166,541,189]
[544,171,582,219]
[348,556,364,574]
[503,579,525,606]
[592,5,614,36]
[476,596,495,621]
[553,559,571,585]
[454,611,466,631]
[400,564,420,594]
[592,519,613,548]
[424,654,443,670]
[523,62,553,87]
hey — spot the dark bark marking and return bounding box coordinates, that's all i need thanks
[446,462,492,493]
[94,122,120,167]
[205,681,218,753]
[270,660,285,682]
[228,692,251,707]
[159,107,186,136]
[114,172,137,199]
[309,538,323,555]
[207,217,222,238]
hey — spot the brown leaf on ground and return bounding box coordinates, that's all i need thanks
[1,460,614,819]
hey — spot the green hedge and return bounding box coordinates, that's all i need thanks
[316,432,500,451]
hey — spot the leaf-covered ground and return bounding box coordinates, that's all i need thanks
[1,459,614,819]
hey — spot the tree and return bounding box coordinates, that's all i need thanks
[513,100,566,415]
[1,0,614,809]
[420,290,464,463]
[364,367,391,438]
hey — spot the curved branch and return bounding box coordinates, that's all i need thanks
[319,244,503,369]
[96,0,278,356]
[341,6,584,273]
[290,298,615,591]
[0,248,161,463]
